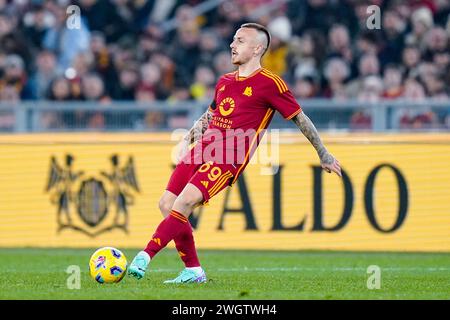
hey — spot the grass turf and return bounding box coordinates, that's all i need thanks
[0,248,449,300]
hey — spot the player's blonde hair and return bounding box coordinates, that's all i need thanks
[240,22,271,56]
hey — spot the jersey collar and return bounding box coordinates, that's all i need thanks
[235,68,263,81]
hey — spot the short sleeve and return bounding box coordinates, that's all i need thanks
[208,99,217,111]
[264,74,302,120]
[208,79,222,112]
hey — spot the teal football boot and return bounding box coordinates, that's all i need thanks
[163,268,207,284]
[127,251,150,279]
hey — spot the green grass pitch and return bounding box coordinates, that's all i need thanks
[0,248,449,299]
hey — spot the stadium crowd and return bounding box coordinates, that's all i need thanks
[0,0,449,130]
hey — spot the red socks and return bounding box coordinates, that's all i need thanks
[144,210,200,267]
[174,222,200,267]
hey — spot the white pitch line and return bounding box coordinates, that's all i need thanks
[147,267,450,273]
[217,267,450,272]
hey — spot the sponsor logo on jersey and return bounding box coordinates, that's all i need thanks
[219,97,235,116]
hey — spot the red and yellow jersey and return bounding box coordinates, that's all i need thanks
[197,68,302,183]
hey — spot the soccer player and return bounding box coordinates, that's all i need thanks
[128,23,342,283]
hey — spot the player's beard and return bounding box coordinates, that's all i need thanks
[231,53,241,65]
[231,52,249,66]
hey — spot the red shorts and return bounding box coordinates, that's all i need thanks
[166,160,237,203]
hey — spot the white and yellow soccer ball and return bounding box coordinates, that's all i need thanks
[89,247,127,284]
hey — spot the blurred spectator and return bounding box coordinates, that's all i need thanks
[351,75,384,130]
[0,12,32,70]
[167,87,192,103]
[358,75,384,103]
[27,50,59,99]
[71,52,94,80]
[149,51,175,95]
[0,54,32,100]
[382,64,404,99]
[0,82,20,102]
[423,74,448,98]
[76,0,134,43]
[112,65,139,100]
[346,53,380,97]
[403,77,427,100]
[293,76,319,99]
[355,31,379,57]
[22,4,52,51]
[434,0,450,25]
[379,8,407,66]
[288,30,326,81]
[169,22,201,88]
[81,73,109,102]
[432,50,450,71]
[43,76,73,129]
[402,45,422,76]
[262,15,292,76]
[415,61,437,88]
[423,26,448,59]
[2,0,448,105]
[405,6,434,49]
[48,76,73,101]
[81,73,110,129]
[89,31,118,96]
[0,82,18,129]
[0,0,448,131]
[212,50,234,77]
[137,62,168,101]
[327,24,353,63]
[148,0,178,24]
[295,0,339,33]
[43,4,90,69]
[216,1,245,42]
[198,29,223,66]
[359,53,380,77]
[322,57,350,99]
[398,77,438,129]
[136,32,160,62]
[190,65,216,101]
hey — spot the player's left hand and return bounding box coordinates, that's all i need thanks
[321,153,342,177]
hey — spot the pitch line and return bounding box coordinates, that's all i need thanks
[147,267,450,273]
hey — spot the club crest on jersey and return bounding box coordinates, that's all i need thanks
[243,86,252,97]
[219,97,235,116]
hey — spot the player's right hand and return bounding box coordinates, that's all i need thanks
[321,154,342,178]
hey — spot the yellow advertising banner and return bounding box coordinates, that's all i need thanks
[0,133,449,251]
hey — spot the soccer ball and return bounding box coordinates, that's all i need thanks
[89,247,127,284]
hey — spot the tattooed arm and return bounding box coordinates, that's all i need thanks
[292,111,342,177]
[176,109,213,163]
[184,109,213,145]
